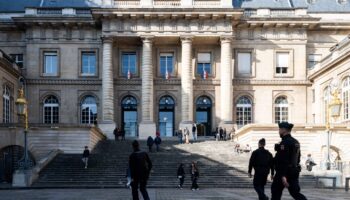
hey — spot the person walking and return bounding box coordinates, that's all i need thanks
[271,122,307,200]
[82,146,90,169]
[177,163,185,189]
[121,128,126,141]
[177,129,183,144]
[113,127,119,141]
[192,124,197,142]
[249,138,274,200]
[126,165,132,189]
[147,136,154,152]
[154,135,162,152]
[129,140,152,200]
[190,161,199,191]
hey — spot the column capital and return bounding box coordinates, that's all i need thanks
[180,35,194,43]
[141,35,154,43]
[101,36,114,43]
[220,36,233,44]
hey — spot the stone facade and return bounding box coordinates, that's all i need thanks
[0,1,350,140]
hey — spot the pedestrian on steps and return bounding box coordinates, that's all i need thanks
[177,163,185,189]
[129,140,152,200]
[154,135,162,152]
[192,124,197,142]
[190,161,199,191]
[82,146,90,169]
[177,129,183,144]
[113,126,119,141]
[147,136,154,152]
[126,165,131,189]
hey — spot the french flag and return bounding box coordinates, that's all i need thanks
[203,69,208,79]
[127,69,131,79]
[165,69,170,80]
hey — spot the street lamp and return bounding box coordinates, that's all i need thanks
[15,87,33,170]
[325,88,342,170]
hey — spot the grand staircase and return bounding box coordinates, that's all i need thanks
[32,139,316,188]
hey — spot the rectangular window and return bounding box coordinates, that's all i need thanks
[10,54,23,68]
[81,52,96,75]
[197,53,211,77]
[308,54,321,69]
[237,52,252,75]
[122,52,137,77]
[160,53,174,78]
[276,52,289,74]
[43,51,58,75]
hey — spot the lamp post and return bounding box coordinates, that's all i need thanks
[325,88,342,170]
[15,87,33,170]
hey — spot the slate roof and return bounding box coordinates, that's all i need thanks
[1,0,350,13]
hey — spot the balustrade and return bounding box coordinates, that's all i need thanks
[114,0,140,7]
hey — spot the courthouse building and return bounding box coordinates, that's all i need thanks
[0,0,350,168]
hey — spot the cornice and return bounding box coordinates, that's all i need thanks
[25,78,312,86]
[0,59,21,78]
[26,79,102,85]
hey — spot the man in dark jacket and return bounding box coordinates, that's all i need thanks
[129,140,152,200]
[271,122,307,200]
[249,138,274,200]
[147,136,154,152]
[154,135,162,152]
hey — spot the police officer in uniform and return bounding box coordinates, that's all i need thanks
[271,122,307,200]
[249,138,274,200]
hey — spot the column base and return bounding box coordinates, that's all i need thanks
[138,122,156,139]
[218,121,235,131]
[98,121,116,139]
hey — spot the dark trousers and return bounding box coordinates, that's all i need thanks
[253,173,268,200]
[148,146,152,152]
[191,177,198,189]
[271,175,307,200]
[156,144,160,152]
[179,177,184,187]
[131,179,150,200]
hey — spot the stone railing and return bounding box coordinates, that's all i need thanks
[37,8,62,15]
[153,0,181,7]
[114,0,141,7]
[193,0,221,7]
[270,9,295,16]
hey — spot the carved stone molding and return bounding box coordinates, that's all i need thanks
[26,79,102,85]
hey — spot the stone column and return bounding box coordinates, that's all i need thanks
[179,36,194,131]
[138,36,156,139]
[219,36,234,129]
[99,37,116,139]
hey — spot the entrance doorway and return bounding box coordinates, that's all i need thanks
[196,96,212,136]
[159,96,175,137]
[121,96,138,137]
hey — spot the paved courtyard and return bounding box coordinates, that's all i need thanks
[0,188,349,200]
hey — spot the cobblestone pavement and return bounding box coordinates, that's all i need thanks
[0,188,349,200]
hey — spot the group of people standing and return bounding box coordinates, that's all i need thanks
[146,135,162,152]
[113,127,126,141]
[248,122,307,200]
[215,127,235,141]
[176,124,197,144]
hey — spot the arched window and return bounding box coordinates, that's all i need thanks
[275,96,288,123]
[236,96,252,128]
[324,86,331,123]
[43,95,59,124]
[81,96,97,124]
[2,86,11,123]
[342,77,350,120]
